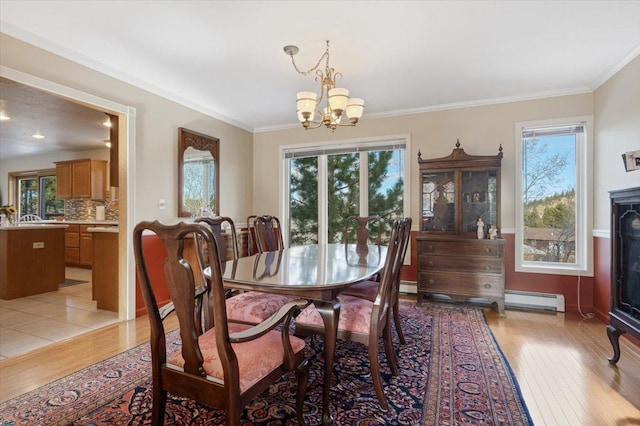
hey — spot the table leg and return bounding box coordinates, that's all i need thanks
[314,299,340,426]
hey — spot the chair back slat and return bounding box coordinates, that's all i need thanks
[195,216,239,261]
[372,217,411,324]
[254,215,284,253]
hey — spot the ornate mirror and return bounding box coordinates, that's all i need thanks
[178,128,220,217]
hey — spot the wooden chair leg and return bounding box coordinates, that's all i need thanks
[151,385,167,426]
[393,300,406,345]
[368,344,389,412]
[227,405,241,426]
[296,358,310,426]
[383,324,399,376]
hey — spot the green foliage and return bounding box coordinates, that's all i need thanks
[289,150,404,246]
[289,157,319,245]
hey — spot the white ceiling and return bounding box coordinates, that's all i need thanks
[0,77,111,159]
[1,1,639,157]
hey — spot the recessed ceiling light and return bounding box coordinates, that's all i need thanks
[102,114,112,127]
[32,133,45,139]
[0,114,10,121]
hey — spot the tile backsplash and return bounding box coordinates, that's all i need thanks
[64,192,119,221]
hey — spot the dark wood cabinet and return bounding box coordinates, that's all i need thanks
[607,186,640,364]
[417,140,505,315]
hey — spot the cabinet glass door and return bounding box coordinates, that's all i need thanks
[462,170,498,233]
[421,171,455,232]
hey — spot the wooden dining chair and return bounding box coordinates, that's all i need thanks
[254,215,284,253]
[19,214,43,222]
[195,216,296,327]
[294,217,411,411]
[341,217,412,345]
[133,220,309,426]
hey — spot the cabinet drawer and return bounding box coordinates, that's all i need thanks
[65,232,80,248]
[419,240,502,257]
[65,224,80,233]
[65,247,80,264]
[419,255,502,273]
[419,272,503,297]
[80,225,93,234]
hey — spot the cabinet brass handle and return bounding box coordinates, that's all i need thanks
[428,245,434,250]
[485,247,490,252]
[484,284,491,289]
[485,265,490,270]
[429,279,435,285]
[428,261,434,267]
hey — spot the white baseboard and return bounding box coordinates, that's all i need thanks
[401,283,565,313]
[505,290,565,312]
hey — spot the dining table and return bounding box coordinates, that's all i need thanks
[221,243,387,425]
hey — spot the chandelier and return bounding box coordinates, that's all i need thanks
[284,40,364,131]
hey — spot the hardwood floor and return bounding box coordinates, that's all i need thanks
[1,305,639,425]
[486,308,640,426]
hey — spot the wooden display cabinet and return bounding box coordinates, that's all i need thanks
[607,187,640,364]
[417,140,506,315]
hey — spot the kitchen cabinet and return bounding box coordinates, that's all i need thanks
[417,140,505,315]
[65,224,94,267]
[55,159,108,200]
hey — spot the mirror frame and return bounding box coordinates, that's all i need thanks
[178,127,220,217]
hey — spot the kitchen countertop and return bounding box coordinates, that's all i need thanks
[41,220,119,225]
[87,226,119,233]
[0,224,69,230]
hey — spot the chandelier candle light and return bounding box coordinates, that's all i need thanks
[284,40,364,131]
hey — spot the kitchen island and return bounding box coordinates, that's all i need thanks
[0,224,67,299]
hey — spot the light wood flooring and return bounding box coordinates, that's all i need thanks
[0,303,639,425]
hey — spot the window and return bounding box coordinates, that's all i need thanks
[283,137,410,247]
[12,170,64,220]
[515,117,593,276]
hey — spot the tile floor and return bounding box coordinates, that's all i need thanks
[0,267,119,360]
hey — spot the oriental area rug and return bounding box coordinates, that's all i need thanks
[0,302,532,425]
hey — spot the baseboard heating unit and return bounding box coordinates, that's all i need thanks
[505,290,565,312]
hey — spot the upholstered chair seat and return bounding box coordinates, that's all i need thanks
[226,292,299,325]
[340,280,379,303]
[296,295,377,336]
[168,322,306,392]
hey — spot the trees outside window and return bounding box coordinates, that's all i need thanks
[15,172,64,220]
[515,117,593,276]
[285,139,408,247]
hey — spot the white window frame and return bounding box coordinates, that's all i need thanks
[515,116,593,276]
[280,134,411,260]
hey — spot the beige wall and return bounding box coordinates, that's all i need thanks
[0,33,253,223]
[253,94,594,230]
[593,54,640,231]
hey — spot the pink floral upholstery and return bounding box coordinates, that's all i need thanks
[226,292,296,324]
[341,280,378,302]
[167,322,306,392]
[296,295,374,334]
